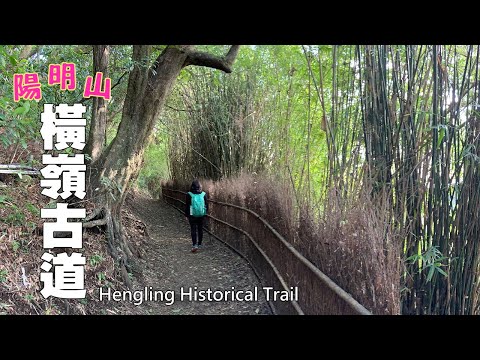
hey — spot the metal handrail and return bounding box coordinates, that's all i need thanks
[162,187,371,315]
[163,193,304,315]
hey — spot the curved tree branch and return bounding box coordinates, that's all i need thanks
[183,45,241,73]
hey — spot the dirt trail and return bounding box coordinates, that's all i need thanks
[125,193,271,315]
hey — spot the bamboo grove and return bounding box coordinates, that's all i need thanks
[357,45,480,315]
[158,45,480,314]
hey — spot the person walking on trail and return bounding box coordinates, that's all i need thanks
[185,179,208,253]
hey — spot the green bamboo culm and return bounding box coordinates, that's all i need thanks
[163,45,480,314]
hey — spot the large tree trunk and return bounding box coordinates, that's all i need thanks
[85,45,110,162]
[85,45,240,285]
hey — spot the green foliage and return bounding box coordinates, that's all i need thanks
[0,195,12,205]
[0,44,133,167]
[0,269,7,282]
[25,203,40,216]
[89,254,104,267]
[164,45,480,314]
[165,45,331,205]
[406,246,450,282]
[78,298,88,305]
[136,135,170,192]
[97,272,106,283]
[0,102,38,153]
[11,240,20,253]
[0,46,41,161]
[44,200,57,209]
[26,221,36,231]
[2,206,26,226]
[1,44,479,315]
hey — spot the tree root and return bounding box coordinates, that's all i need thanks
[84,207,105,222]
[83,206,135,289]
[82,218,108,228]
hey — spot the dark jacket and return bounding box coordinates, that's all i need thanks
[185,187,209,217]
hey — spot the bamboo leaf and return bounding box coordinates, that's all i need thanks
[437,268,448,277]
[427,266,435,282]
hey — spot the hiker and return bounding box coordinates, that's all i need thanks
[185,179,208,253]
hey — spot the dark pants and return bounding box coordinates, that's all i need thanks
[189,216,204,246]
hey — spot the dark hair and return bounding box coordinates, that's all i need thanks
[190,179,202,192]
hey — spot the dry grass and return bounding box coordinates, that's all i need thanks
[163,174,401,314]
[306,188,401,314]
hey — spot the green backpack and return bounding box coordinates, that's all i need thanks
[188,191,206,217]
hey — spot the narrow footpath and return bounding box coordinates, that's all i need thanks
[126,193,272,315]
